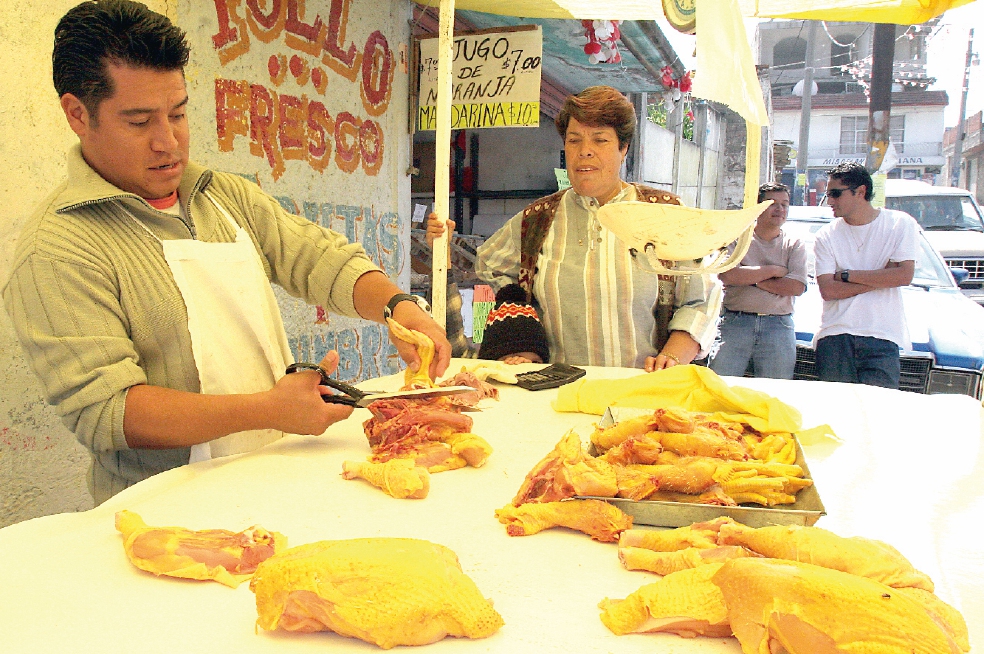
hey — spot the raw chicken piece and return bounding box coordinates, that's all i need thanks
[599,563,731,637]
[619,545,760,576]
[439,370,499,406]
[591,413,658,452]
[619,517,735,551]
[443,432,493,467]
[341,458,430,499]
[712,558,961,654]
[494,499,632,542]
[386,318,435,389]
[250,538,503,649]
[511,430,618,505]
[894,587,970,652]
[717,522,935,591]
[599,433,664,465]
[656,428,749,461]
[115,510,285,588]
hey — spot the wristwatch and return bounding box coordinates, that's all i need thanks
[383,293,431,320]
[840,270,851,283]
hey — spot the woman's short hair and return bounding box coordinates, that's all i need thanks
[555,86,635,150]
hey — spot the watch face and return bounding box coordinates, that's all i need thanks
[662,0,696,34]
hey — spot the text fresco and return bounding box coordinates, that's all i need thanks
[209,0,394,180]
[193,0,408,381]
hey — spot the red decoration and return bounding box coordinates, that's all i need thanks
[582,20,621,64]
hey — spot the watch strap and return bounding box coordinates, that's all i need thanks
[384,293,428,319]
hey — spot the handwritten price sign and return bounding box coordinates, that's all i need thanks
[417,25,542,130]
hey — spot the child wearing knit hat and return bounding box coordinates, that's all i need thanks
[478,284,551,364]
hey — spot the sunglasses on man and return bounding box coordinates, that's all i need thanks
[825,186,856,199]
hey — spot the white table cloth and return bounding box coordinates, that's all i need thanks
[1,363,980,653]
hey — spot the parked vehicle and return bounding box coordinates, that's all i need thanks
[783,208,984,399]
[884,179,984,306]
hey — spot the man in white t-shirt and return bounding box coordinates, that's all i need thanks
[813,162,919,388]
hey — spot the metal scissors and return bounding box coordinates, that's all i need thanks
[285,363,475,407]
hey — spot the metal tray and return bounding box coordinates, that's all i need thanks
[578,406,825,529]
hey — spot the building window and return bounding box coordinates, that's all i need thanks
[839,115,905,154]
[773,37,807,70]
[830,37,859,77]
[840,116,868,154]
[891,115,905,154]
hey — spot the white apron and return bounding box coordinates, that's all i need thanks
[126,191,293,462]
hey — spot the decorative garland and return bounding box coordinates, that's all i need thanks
[660,65,693,107]
[581,20,621,64]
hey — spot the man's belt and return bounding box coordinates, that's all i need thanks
[724,308,791,317]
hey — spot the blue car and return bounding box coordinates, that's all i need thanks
[784,207,984,399]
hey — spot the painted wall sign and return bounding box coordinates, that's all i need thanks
[417,25,542,130]
[182,0,410,383]
[208,0,394,180]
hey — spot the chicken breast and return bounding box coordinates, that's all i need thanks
[115,510,285,588]
[599,563,731,638]
[250,538,503,649]
[712,558,961,654]
[717,522,935,591]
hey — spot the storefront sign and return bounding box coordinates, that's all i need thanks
[417,26,542,130]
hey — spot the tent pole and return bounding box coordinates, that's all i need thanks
[430,0,455,330]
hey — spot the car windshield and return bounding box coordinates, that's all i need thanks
[784,218,955,288]
[886,195,984,232]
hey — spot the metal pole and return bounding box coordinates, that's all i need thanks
[796,21,817,205]
[951,29,975,188]
[866,23,896,174]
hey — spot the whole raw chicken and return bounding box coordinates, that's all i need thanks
[250,538,504,649]
[712,558,962,654]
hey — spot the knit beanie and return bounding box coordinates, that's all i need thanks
[478,284,550,363]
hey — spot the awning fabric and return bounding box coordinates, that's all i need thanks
[736,0,976,25]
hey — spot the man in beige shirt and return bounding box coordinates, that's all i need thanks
[710,183,807,379]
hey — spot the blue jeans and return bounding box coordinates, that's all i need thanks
[709,310,796,379]
[815,334,901,389]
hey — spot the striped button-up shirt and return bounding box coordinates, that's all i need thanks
[476,186,721,368]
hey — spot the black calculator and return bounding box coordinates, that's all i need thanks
[515,363,586,391]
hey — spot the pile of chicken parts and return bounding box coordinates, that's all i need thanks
[496,406,812,542]
[602,517,970,654]
[342,319,497,499]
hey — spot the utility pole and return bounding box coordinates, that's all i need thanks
[951,28,975,188]
[865,23,896,174]
[796,21,818,205]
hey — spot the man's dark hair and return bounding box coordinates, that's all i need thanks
[555,86,636,150]
[758,181,790,203]
[826,161,874,201]
[53,0,190,118]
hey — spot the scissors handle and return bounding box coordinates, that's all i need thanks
[285,363,366,405]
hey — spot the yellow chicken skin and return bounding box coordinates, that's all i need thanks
[495,499,632,542]
[619,517,736,552]
[711,558,962,654]
[341,459,430,499]
[511,430,618,505]
[599,563,731,638]
[386,317,435,389]
[115,510,286,588]
[620,545,760,576]
[250,538,503,649]
[894,587,970,652]
[717,522,935,591]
